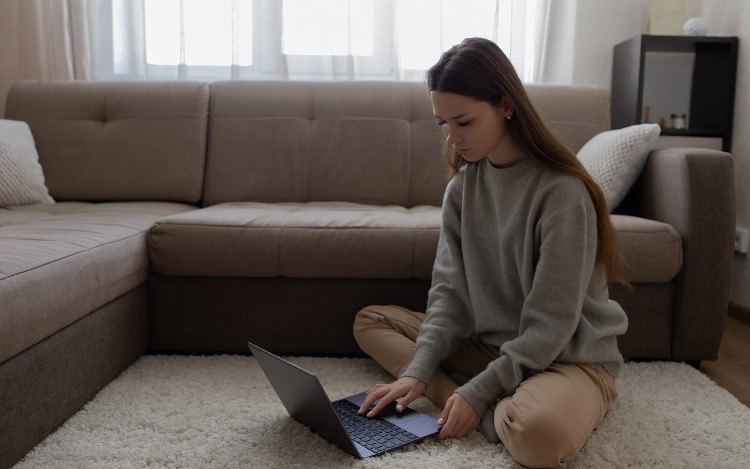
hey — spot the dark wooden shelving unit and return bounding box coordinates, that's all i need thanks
[611,34,738,152]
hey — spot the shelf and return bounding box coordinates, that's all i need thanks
[636,35,739,53]
[611,35,738,152]
[659,128,725,137]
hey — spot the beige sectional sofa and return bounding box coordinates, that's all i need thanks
[0,80,735,468]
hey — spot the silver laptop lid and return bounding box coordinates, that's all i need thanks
[247,342,360,457]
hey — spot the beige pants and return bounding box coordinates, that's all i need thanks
[353,305,617,469]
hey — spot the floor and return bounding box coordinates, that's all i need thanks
[699,309,750,408]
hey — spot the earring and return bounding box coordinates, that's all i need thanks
[506,115,511,120]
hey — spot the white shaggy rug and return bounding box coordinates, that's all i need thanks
[13,355,750,468]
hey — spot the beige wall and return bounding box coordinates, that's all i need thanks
[703,1,750,309]
[567,0,703,90]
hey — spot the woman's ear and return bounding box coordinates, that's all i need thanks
[500,95,514,119]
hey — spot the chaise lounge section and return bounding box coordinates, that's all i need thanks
[1,81,209,468]
[0,80,735,468]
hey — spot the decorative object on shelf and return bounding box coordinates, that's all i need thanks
[659,114,687,129]
[672,114,687,129]
[683,17,708,36]
[641,106,650,124]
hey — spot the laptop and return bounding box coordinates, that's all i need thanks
[247,342,441,458]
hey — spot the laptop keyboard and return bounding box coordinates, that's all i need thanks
[332,399,421,453]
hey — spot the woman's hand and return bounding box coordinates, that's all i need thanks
[437,393,480,439]
[358,376,426,418]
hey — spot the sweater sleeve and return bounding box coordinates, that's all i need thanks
[455,202,599,416]
[401,174,475,384]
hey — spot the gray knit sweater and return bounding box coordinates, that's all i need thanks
[402,156,628,416]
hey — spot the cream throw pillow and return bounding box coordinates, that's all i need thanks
[0,119,54,207]
[577,123,661,210]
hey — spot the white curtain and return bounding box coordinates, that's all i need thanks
[0,0,101,115]
[106,0,552,83]
[0,0,559,116]
[533,0,577,85]
[0,0,101,80]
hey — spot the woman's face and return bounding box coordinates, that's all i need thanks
[431,91,520,167]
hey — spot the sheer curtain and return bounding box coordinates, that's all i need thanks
[0,0,102,114]
[1,0,101,80]
[0,0,556,116]
[533,0,576,85]
[107,0,552,83]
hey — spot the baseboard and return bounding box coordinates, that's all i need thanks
[729,301,750,323]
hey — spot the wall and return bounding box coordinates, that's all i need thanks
[568,0,703,89]
[703,1,750,309]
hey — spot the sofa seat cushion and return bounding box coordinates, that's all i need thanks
[1,201,102,227]
[611,215,682,283]
[148,204,680,285]
[148,202,441,279]
[0,202,196,364]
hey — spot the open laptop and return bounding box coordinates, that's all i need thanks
[247,342,441,458]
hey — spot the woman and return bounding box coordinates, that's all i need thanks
[353,38,628,469]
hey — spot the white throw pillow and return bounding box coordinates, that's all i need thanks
[0,119,54,207]
[577,123,661,210]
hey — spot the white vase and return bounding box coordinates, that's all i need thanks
[683,17,708,36]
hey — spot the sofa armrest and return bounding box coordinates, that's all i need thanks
[623,147,735,361]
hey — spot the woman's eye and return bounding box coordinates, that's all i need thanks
[435,120,447,127]
[457,121,470,127]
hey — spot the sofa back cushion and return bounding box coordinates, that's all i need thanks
[4,81,209,204]
[526,85,611,152]
[204,81,611,208]
[204,81,446,207]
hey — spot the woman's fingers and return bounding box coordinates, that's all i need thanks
[366,386,403,417]
[359,377,426,417]
[437,394,480,439]
[358,383,388,414]
[396,385,424,412]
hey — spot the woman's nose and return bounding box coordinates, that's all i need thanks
[445,130,460,146]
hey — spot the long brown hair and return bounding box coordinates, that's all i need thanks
[427,37,627,287]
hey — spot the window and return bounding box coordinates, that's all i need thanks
[395,0,499,70]
[111,0,543,82]
[144,0,253,66]
[282,0,374,56]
